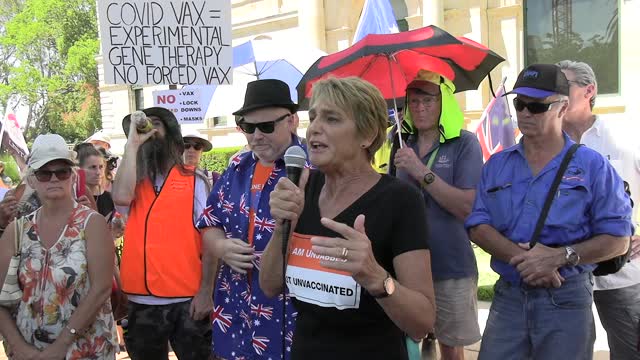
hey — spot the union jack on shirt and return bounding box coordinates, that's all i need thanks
[196,136,307,360]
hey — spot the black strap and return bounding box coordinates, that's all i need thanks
[530,144,582,247]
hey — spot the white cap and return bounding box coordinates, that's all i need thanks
[28,134,76,170]
[85,130,111,149]
[182,129,212,152]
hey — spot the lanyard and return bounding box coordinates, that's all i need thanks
[426,146,440,170]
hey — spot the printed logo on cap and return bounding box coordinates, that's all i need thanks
[523,70,539,80]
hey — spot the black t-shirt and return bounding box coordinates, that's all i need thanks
[290,171,429,360]
[94,191,115,222]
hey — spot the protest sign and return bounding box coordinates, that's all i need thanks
[98,0,232,85]
[153,88,206,124]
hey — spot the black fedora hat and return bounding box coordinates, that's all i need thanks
[233,79,299,116]
[122,107,184,148]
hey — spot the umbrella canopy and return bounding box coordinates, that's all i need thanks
[296,25,504,109]
[201,38,326,118]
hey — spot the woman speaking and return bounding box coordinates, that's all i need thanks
[260,77,435,359]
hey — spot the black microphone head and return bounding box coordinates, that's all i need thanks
[284,146,306,169]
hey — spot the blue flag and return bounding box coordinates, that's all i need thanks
[353,0,399,42]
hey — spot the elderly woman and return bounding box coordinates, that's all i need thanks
[260,77,435,359]
[0,134,117,359]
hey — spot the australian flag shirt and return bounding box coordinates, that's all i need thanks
[196,138,307,360]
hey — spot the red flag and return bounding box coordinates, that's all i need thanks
[1,111,29,169]
[474,84,515,162]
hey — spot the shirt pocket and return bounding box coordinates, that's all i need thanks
[485,184,513,232]
[547,182,589,227]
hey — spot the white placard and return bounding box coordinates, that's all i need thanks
[153,89,205,124]
[98,0,232,85]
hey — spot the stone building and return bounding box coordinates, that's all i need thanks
[97,0,639,154]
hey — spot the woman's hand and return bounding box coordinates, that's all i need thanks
[269,168,309,226]
[310,215,387,294]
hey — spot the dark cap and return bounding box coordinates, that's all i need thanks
[505,64,570,99]
[233,79,298,116]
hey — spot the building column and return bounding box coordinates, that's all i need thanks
[298,0,326,51]
[422,0,444,27]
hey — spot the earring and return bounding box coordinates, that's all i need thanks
[360,144,366,148]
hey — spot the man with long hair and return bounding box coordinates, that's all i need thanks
[112,107,215,360]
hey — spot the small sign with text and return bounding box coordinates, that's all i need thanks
[153,89,206,124]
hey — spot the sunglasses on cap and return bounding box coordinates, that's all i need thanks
[33,167,73,182]
[237,113,291,134]
[513,98,564,114]
[184,142,204,151]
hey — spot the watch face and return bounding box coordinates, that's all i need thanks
[384,277,395,296]
[566,247,579,266]
[568,253,579,266]
[423,173,435,185]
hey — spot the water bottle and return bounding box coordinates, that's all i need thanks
[131,111,153,133]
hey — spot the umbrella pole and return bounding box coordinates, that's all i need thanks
[387,54,403,149]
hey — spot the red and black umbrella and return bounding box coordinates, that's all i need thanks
[296,25,505,109]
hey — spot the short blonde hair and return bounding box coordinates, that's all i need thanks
[309,77,387,160]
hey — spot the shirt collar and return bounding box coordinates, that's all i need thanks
[512,132,575,159]
[584,115,602,138]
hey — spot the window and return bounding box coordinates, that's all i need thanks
[390,0,409,32]
[525,0,619,94]
[133,88,144,110]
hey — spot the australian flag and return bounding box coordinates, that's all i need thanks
[474,84,516,162]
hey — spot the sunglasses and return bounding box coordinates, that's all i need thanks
[513,98,564,114]
[184,142,204,151]
[237,113,290,134]
[33,167,73,182]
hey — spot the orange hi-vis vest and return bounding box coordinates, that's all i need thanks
[121,166,202,297]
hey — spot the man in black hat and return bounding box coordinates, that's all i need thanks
[195,79,306,360]
[465,64,633,359]
[113,107,215,360]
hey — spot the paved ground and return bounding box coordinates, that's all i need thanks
[0,302,611,359]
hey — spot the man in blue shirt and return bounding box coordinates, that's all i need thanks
[466,64,633,359]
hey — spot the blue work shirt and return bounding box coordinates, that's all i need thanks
[465,133,633,284]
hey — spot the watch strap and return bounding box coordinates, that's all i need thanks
[372,273,392,299]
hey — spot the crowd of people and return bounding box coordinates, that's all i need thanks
[0,59,638,360]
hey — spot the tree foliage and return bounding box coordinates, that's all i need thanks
[0,0,101,144]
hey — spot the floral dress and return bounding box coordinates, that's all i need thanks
[15,204,117,359]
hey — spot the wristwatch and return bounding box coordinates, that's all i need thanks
[372,273,396,298]
[422,171,436,186]
[564,246,580,266]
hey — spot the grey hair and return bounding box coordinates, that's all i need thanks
[556,60,597,110]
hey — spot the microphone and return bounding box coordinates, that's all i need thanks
[282,145,307,256]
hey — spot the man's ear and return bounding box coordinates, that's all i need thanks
[558,99,570,119]
[585,83,596,101]
[290,113,300,130]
